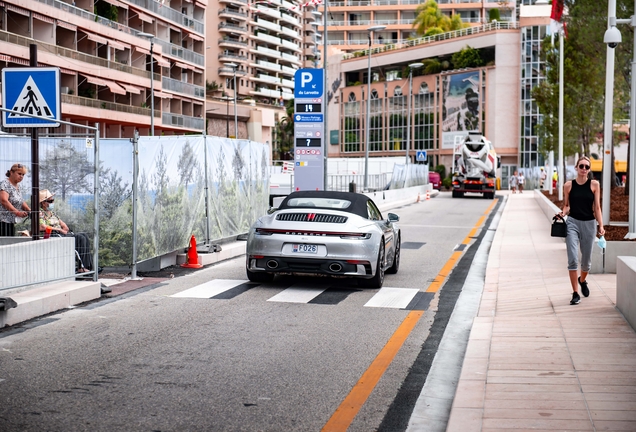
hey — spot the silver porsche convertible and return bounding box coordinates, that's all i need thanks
[245,191,400,288]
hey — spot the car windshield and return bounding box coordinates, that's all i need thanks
[285,198,352,209]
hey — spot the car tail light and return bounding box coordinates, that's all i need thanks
[340,233,371,240]
[255,228,274,236]
[346,259,369,264]
[251,255,264,259]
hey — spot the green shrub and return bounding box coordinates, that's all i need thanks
[434,164,446,179]
[442,177,452,190]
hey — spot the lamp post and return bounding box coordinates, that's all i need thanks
[137,32,155,136]
[364,25,385,191]
[322,3,328,190]
[226,62,239,139]
[406,62,423,167]
[221,95,232,138]
[605,4,636,238]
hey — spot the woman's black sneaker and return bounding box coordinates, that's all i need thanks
[570,292,581,305]
[578,277,589,297]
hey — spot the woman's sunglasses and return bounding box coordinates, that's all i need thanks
[45,199,54,203]
[578,164,590,170]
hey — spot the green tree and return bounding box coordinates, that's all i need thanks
[413,0,468,36]
[41,141,93,201]
[488,8,500,22]
[452,46,484,69]
[274,99,294,159]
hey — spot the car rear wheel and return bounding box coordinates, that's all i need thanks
[386,235,400,274]
[359,242,385,288]
[246,267,275,283]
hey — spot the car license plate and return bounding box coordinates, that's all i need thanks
[292,244,318,254]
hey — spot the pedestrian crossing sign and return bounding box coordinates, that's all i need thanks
[2,67,61,128]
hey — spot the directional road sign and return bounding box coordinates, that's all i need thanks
[416,150,427,162]
[2,67,61,128]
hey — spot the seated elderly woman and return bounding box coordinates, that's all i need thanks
[39,190,93,273]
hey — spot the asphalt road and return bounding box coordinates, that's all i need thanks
[0,192,498,432]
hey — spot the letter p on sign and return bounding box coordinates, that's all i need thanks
[301,72,312,87]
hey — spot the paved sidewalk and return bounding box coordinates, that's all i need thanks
[447,192,636,431]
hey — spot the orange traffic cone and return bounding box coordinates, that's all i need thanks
[181,235,203,269]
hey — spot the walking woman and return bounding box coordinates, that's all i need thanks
[558,156,605,305]
[0,163,31,237]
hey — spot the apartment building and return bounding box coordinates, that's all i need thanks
[0,0,206,137]
[318,0,552,178]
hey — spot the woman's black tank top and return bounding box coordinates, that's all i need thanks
[569,178,595,221]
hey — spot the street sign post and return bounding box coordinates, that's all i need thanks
[293,69,325,191]
[1,67,61,128]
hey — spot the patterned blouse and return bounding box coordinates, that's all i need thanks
[0,178,24,224]
[39,210,64,231]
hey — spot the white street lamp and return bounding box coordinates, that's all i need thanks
[137,32,155,136]
[406,62,423,167]
[226,62,239,139]
[605,4,636,238]
[364,25,385,191]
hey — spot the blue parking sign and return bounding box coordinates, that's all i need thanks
[294,69,324,99]
[2,67,61,127]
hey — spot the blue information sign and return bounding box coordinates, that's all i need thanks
[294,69,324,98]
[416,150,427,162]
[1,67,61,128]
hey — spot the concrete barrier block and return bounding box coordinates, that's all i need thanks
[617,256,636,332]
[0,280,101,327]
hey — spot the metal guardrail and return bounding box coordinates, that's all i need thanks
[162,112,205,131]
[153,38,204,67]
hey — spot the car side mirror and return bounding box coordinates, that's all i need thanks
[236,233,248,241]
[387,213,399,222]
[267,207,278,215]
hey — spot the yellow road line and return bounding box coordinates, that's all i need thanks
[321,198,499,432]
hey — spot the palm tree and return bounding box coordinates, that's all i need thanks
[275,100,295,160]
[413,0,468,37]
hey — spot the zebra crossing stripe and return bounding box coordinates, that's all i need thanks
[170,279,249,298]
[364,287,419,309]
[267,286,326,303]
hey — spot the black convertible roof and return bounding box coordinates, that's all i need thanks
[278,191,373,219]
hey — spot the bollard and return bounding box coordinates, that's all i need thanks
[349,182,356,193]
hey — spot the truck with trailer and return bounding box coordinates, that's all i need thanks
[451,132,498,199]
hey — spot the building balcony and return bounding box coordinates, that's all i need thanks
[153,38,205,66]
[280,78,294,89]
[252,59,282,72]
[251,87,282,99]
[253,46,282,60]
[218,8,248,21]
[252,6,282,21]
[280,27,300,39]
[254,32,282,46]
[126,0,205,34]
[218,37,249,49]
[305,35,317,45]
[0,30,157,81]
[281,39,301,52]
[218,53,249,63]
[280,65,297,77]
[218,67,249,77]
[162,112,205,131]
[61,93,159,118]
[219,0,247,4]
[280,13,300,26]
[304,47,317,56]
[218,22,249,35]
[252,17,281,33]
[251,74,281,85]
[281,52,301,65]
[162,77,205,99]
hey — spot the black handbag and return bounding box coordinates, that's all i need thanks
[551,215,567,238]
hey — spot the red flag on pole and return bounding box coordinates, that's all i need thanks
[550,0,564,34]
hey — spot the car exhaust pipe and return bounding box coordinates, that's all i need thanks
[266,260,279,269]
[329,263,343,273]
